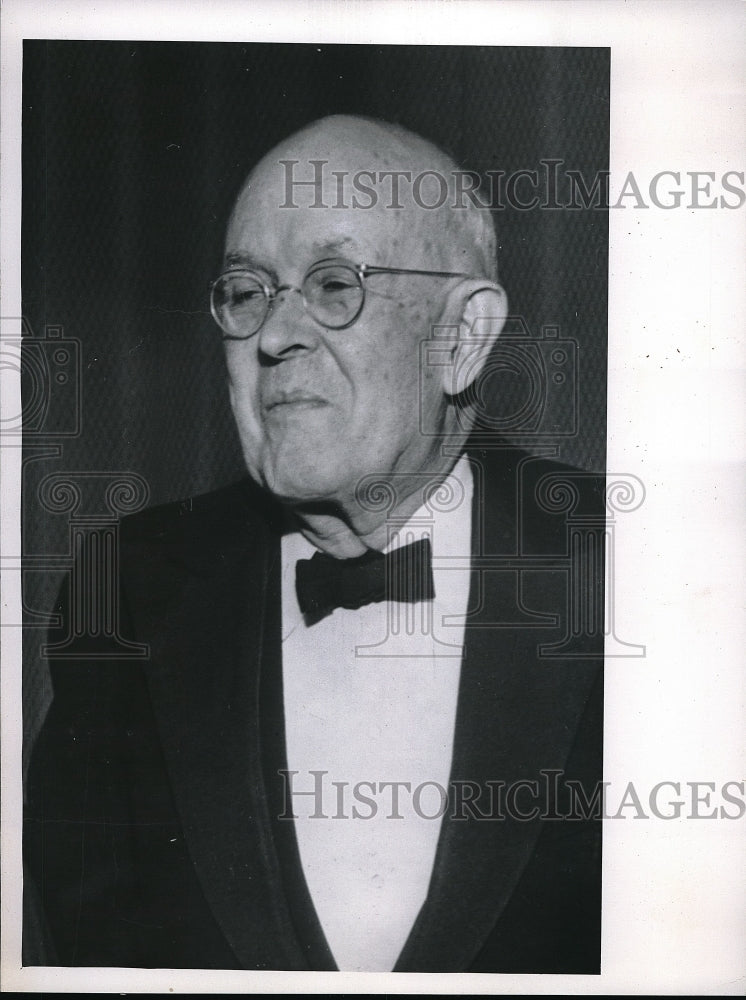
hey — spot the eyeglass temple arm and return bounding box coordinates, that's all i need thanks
[359,264,473,279]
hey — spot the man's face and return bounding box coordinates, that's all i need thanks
[222,157,450,509]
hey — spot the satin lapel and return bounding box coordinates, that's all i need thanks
[139,511,310,970]
[395,450,601,972]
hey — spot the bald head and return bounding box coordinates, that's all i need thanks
[227,115,498,281]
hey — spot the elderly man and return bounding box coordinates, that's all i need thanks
[24,116,603,973]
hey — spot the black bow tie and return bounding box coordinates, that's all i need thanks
[295,536,435,621]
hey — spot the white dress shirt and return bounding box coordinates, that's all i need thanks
[280,456,473,971]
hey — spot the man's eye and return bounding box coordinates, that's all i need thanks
[316,274,358,294]
[232,287,264,305]
[321,279,354,291]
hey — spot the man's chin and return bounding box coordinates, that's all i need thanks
[258,456,348,507]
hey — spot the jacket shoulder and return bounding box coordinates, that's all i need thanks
[116,477,282,573]
[119,477,276,545]
[467,443,606,555]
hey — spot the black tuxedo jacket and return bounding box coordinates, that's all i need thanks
[24,444,604,972]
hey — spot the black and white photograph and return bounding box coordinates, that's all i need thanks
[19,37,608,974]
[1,1,744,995]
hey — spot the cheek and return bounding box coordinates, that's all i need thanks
[352,350,418,434]
[379,300,448,438]
[369,301,433,400]
[224,342,262,402]
[224,350,264,455]
[225,345,257,390]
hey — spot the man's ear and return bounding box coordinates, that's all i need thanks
[438,280,508,397]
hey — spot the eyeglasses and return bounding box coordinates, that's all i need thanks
[209,257,473,340]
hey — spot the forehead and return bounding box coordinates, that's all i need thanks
[225,157,423,273]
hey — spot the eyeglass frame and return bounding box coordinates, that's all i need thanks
[209,257,476,340]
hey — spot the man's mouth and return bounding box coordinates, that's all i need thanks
[263,391,329,414]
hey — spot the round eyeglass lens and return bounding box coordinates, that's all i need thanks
[303,262,364,328]
[212,272,268,338]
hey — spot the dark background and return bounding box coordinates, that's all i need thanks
[22,41,609,753]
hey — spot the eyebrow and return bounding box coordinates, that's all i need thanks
[222,237,362,275]
[223,252,277,278]
[310,237,359,259]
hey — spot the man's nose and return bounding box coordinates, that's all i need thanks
[257,286,319,359]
